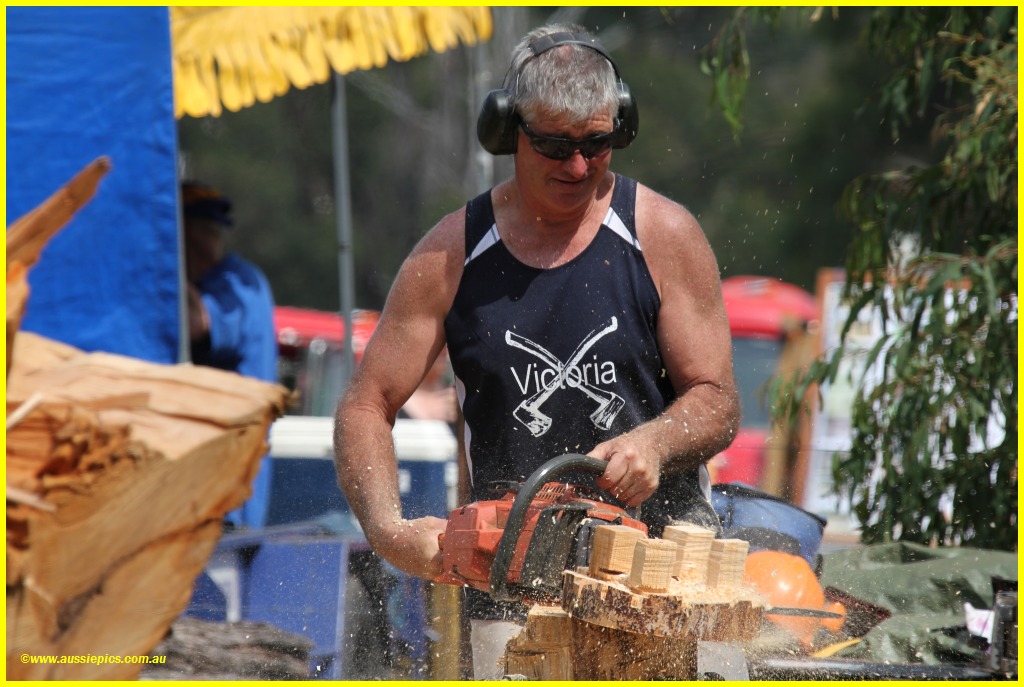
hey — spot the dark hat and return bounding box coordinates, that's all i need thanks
[182,180,233,227]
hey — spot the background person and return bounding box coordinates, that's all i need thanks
[182,180,278,527]
[182,180,277,382]
[333,23,739,678]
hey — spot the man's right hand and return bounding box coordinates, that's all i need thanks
[371,515,448,581]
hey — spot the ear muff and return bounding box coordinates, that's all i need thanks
[613,82,639,150]
[476,88,518,156]
[477,33,640,156]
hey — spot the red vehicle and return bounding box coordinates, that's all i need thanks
[273,306,379,416]
[709,276,819,489]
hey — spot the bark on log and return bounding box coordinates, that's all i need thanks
[141,616,316,681]
[6,332,290,680]
[556,569,767,680]
[572,621,697,680]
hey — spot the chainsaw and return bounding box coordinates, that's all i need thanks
[436,453,647,602]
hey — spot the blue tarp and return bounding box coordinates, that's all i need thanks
[7,7,182,363]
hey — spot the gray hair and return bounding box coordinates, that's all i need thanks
[508,23,619,126]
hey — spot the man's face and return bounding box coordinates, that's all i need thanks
[184,216,226,282]
[514,108,616,217]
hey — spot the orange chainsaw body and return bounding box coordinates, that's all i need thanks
[436,481,647,596]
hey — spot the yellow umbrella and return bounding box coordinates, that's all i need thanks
[171,6,493,118]
[171,6,494,389]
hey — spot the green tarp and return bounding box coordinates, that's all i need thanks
[820,542,1017,665]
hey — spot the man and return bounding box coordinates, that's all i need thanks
[183,180,278,527]
[333,23,739,678]
[183,180,277,382]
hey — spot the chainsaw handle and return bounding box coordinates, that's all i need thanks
[489,453,624,601]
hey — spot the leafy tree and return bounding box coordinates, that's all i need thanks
[706,7,1017,550]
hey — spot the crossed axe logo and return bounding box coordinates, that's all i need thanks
[505,317,625,437]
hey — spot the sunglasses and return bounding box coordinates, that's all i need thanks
[519,120,616,161]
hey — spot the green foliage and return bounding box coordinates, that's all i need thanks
[698,7,797,138]
[710,7,1017,550]
[838,241,1017,549]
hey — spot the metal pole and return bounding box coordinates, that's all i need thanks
[332,71,356,390]
[470,40,494,196]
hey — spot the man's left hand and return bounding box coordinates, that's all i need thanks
[589,437,660,506]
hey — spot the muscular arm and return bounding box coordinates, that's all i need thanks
[592,184,740,505]
[333,212,464,579]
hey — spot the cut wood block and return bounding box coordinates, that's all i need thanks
[503,604,573,680]
[662,523,716,584]
[588,524,646,576]
[625,538,678,593]
[707,539,750,593]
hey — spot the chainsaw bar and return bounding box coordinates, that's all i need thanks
[764,607,844,619]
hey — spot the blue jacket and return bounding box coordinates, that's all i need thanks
[193,252,277,382]
[193,252,278,529]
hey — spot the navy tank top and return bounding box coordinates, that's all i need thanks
[444,175,714,539]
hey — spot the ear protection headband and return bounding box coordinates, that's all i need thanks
[477,31,639,156]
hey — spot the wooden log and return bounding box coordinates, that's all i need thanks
[562,567,767,679]
[5,399,134,494]
[572,620,696,680]
[142,615,316,680]
[6,331,81,378]
[8,522,222,680]
[6,331,290,680]
[7,347,285,430]
[6,157,106,374]
[562,570,765,641]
